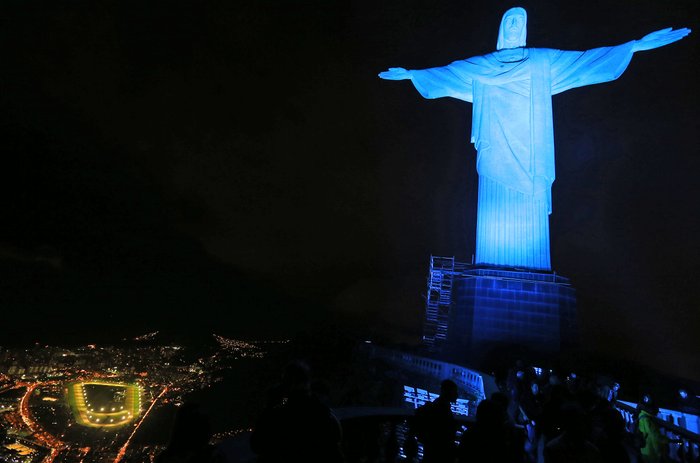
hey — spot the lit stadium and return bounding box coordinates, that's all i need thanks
[66,381,141,428]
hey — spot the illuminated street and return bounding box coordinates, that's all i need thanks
[114,386,167,463]
[19,382,66,463]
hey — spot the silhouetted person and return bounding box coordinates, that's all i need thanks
[637,402,668,463]
[589,390,632,463]
[543,403,602,463]
[458,398,524,463]
[490,391,512,423]
[412,379,459,463]
[539,384,569,443]
[250,360,343,463]
[156,402,220,463]
[493,392,528,462]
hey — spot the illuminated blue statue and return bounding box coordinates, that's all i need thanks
[380,8,690,270]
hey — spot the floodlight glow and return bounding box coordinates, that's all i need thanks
[66,381,142,429]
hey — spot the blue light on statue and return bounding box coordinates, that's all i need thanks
[380,8,690,271]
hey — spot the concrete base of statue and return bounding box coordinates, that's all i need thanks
[426,264,578,364]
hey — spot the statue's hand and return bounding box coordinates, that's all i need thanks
[378,67,412,80]
[634,27,691,52]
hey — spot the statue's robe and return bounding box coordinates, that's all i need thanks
[409,43,635,270]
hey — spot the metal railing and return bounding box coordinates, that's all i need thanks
[615,400,700,462]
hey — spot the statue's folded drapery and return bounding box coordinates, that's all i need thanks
[408,43,635,270]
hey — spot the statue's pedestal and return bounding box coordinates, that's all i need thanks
[426,264,578,363]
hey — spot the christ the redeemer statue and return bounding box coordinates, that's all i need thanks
[380,7,690,270]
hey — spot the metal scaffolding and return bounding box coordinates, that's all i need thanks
[422,255,456,351]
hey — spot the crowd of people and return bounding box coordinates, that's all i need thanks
[407,364,681,463]
[154,359,687,463]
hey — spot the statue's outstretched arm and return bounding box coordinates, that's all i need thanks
[378,67,413,80]
[633,27,691,52]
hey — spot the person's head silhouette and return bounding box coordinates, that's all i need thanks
[440,379,459,403]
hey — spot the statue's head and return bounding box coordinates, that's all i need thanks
[497,7,527,50]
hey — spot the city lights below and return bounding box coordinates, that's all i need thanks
[0,333,275,461]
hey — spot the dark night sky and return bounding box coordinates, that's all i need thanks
[0,0,698,380]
